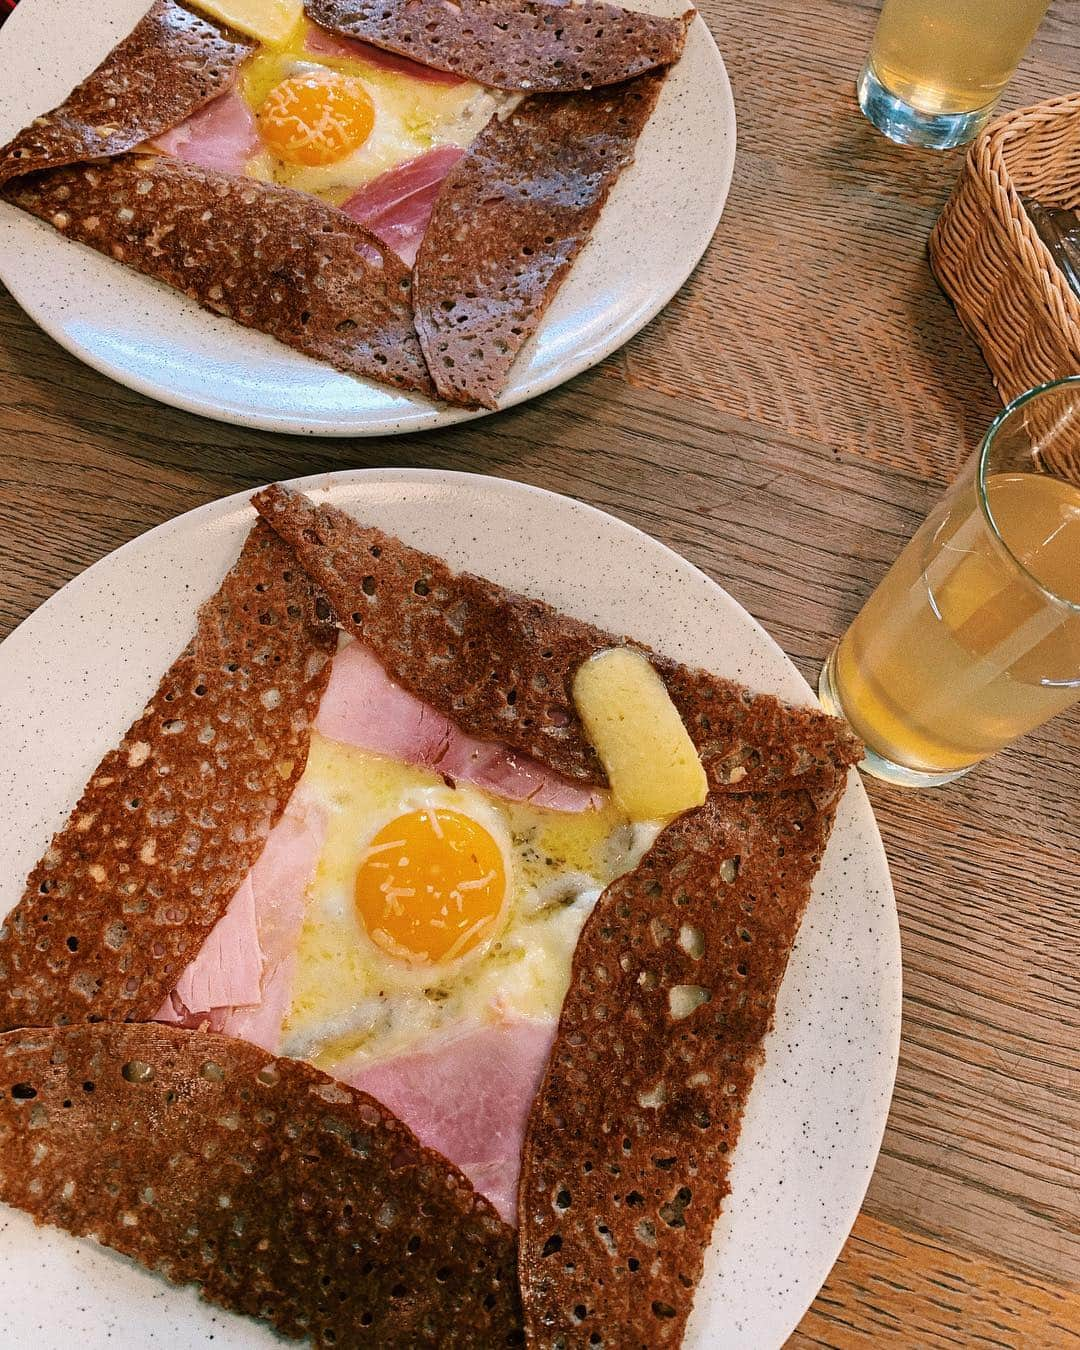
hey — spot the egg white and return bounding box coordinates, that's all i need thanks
[240,38,514,201]
[282,733,658,1074]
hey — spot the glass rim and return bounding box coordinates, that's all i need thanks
[977,376,1080,615]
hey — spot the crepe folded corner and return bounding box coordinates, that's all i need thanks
[517,777,844,1345]
[0,518,337,1032]
[415,74,667,408]
[4,155,436,395]
[0,1023,524,1347]
[252,484,862,791]
[0,0,255,187]
[306,0,694,93]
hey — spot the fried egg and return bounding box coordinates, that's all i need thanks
[283,734,659,1073]
[240,29,507,200]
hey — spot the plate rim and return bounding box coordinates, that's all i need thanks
[0,467,901,1346]
[0,2,736,436]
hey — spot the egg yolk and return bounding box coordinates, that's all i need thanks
[354,809,506,965]
[258,72,376,166]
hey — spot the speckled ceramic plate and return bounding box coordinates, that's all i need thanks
[0,0,735,436]
[0,470,900,1348]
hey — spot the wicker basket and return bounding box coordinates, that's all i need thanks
[930,92,1080,405]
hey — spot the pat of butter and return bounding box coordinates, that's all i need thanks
[188,0,303,46]
[573,648,708,821]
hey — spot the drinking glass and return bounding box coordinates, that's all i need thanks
[819,378,1080,787]
[858,0,1051,150]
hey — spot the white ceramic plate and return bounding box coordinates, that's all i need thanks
[0,469,900,1348]
[0,0,735,435]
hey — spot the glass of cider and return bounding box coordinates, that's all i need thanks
[819,378,1080,786]
[858,0,1050,150]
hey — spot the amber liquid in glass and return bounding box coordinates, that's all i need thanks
[834,472,1080,774]
[870,0,1050,116]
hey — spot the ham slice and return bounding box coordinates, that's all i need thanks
[317,641,603,811]
[340,147,463,267]
[152,91,261,177]
[154,789,326,1052]
[172,874,262,1013]
[306,20,467,86]
[339,1017,556,1224]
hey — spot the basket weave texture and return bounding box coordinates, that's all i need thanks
[930,93,1080,404]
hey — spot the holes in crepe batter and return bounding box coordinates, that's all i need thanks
[637,1082,666,1110]
[659,1186,692,1229]
[10,1083,37,1100]
[652,1301,677,1320]
[66,936,78,952]
[82,1081,95,1093]
[635,1219,656,1247]
[359,1312,374,1327]
[413,579,430,596]
[540,1234,562,1258]
[361,574,377,597]
[649,917,671,946]
[121,1061,154,1084]
[669,984,711,1020]
[554,1187,572,1210]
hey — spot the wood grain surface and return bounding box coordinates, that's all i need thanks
[1,0,1078,1346]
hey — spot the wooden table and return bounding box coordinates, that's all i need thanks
[1,0,1078,1344]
